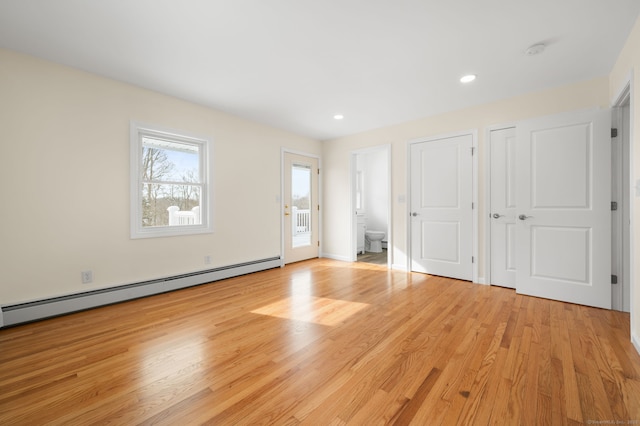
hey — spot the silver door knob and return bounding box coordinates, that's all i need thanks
[492,213,503,219]
[518,214,532,220]
[411,212,419,217]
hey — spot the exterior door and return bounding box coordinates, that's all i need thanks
[283,152,319,264]
[489,127,517,288]
[410,134,473,281]
[515,109,611,309]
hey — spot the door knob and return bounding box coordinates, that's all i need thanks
[492,213,503,219]
[411,212,419,217]
[284,212,290,216]
[518,214,532,220]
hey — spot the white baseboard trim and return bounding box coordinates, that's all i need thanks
[632,331,640,356]
[392,263,408,271]
[321,253,352,262]
[1,256,281,328]
[476,277,489,285]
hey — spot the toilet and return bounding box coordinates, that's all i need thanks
[364,230,385,253]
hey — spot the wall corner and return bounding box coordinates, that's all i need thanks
[632,331,640,356]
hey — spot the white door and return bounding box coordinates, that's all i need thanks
[283,152,319,264]
[489,127,517,289]
[410,134,473,280]
[515,109,611,309]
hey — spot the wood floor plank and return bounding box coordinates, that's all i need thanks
[522,337,541,426]
[456,323,508,424]
[1,258,639,425]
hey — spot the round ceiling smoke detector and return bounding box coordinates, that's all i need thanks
[524,43,546,56]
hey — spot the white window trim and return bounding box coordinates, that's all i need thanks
[130,121,212,239]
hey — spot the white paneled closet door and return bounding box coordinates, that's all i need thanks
[410,134,473,281]
[515,109,611,309]
[489,127,517,289]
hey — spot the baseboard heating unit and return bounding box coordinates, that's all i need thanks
[1,256,281,327]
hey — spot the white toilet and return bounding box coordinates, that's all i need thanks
[365,230,385,253]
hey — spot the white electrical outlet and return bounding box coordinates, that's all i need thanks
[81,270,93,284]
[204,255,212,265]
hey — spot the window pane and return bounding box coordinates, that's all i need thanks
[141,183,201,227]
[142,137,200,183]
[291,163,311,248]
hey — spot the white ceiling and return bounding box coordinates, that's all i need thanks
[1,1,639,141]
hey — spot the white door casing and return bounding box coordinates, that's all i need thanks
[410,134,473,281]
[515,109,611,309]
[489,127,517,289]
[612,101,631,312]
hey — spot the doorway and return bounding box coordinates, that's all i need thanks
[350,145,391,267]
[283,151,319,264]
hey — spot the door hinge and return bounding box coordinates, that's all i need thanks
[471,147,475,155]
[317,168,320,174]
[317,204,320,211]
[611,128,618,138]
[472,256,475,263]
[611,201,618,211]
[472,202,475,209]
[612,274,618,284]
[318,241,320,247]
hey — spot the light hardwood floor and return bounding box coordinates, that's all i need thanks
[1,258,639,425]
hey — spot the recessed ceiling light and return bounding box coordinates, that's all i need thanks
[460,74,476,83]
[334,114,344,120]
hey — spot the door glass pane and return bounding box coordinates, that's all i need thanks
[292,163,312,248]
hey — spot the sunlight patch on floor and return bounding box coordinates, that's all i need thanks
[251,297,370,326]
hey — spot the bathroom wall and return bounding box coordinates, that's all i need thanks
[362,149,389,235]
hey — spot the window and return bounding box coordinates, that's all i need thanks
[130,122,211,238]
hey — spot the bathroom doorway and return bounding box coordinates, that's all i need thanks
[350,145,391,267]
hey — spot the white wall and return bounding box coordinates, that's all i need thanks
[362,149,388,234]
[322,77,609,271]
[610,14,640,350]
[0,48,321,305]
